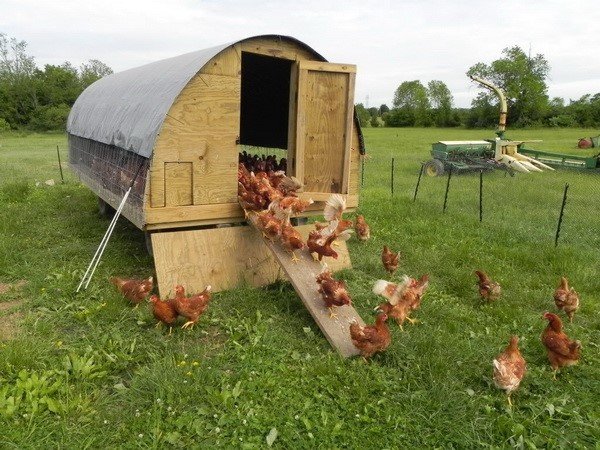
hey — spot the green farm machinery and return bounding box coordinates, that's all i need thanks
[424,76,600,176]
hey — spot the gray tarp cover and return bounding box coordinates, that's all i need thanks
[66,35,328,159]
[66,42,231,158]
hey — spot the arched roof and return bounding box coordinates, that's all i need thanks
[67,35,326,158]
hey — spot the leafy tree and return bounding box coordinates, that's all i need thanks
[36,63,81,106]
[467,46,550,127]
[392,80,431,126]
[427,80,453,127]
[80,59,113,89]
[0,33,38,128]
[565,93,600,127]
[354,103,371,127]
[367,107,379,118]
[0,32,113,130]
[379,104,389,115]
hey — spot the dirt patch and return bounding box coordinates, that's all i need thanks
[0,300,24,340]
[0,280,28,295]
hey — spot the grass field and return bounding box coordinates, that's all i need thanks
[0,128,599,448]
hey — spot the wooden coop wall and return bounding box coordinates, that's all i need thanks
[145,37,361,230]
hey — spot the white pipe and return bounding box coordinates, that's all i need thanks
[76,197,124,292]
[82,188,132,290]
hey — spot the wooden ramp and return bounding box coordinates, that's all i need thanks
[247,221,365,358]
[151,222,364,357]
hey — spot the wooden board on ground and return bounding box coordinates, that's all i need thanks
[247,220,364,358]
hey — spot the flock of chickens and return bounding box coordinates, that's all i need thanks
[110,277,212,334]
[106,152,584,408]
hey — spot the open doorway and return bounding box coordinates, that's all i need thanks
[239,52,292,174]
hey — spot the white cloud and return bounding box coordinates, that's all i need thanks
[1,0,599,107]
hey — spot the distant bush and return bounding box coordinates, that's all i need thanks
[29,104,70,131]
[547,114,578,128]
[0,118,10,132]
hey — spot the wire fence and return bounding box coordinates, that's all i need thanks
[361,155,599,250]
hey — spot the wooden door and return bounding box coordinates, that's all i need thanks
[290,61,356,201]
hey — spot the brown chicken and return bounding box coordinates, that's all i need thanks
[373,275,429,329]
[279,223,305,261]
[381,246,400,275]
[252,210,283,241]
[474,270,501,302]
[315,269,352,318]
[354,215,371,241]
[541,312,582,378]
[148,293,178,334]
[325,194,353,236]
[110,276,153,307]
[349,313,391,359]
[324,194,347,222]
[553,277,580,322]
[269,196,313,224]
[493,335,527,406]
[307,220,352,262]
[174,284,212,329]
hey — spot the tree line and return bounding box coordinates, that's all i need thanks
[356,46,600,129]
[1,33,599,132]
[0,33,112,132]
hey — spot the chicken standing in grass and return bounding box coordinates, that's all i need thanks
[474,270,501,302]
[541,312,581,379]
[149,292,178,334]
[373,275,429,329]
[354,214,371,241]
[174,285,212,330]
[553,277,580,322]
[493,335,527,407]
[110,276,153,307]
[349,313,391,359]
[381,246,400,275]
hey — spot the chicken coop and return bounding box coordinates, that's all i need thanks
[68,34,364,297]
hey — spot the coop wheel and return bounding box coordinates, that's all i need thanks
[424,159,445,177]
[145,232,154,257]
[97,197,115,217]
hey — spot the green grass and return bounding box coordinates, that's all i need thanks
[0,129,599,448]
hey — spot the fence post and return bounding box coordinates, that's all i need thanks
[442,165,453,212]
[413,163,424,202]
[57,145,64,183]
[391,157,395,196]
[554,183,569,247]
[479,170,483,222]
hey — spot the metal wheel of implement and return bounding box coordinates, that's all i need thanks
[424,159,445,177]
[97,196,115,217]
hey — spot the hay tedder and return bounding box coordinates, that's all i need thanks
[424,76,557,176]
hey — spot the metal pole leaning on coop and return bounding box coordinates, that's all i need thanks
[76,163,145,292]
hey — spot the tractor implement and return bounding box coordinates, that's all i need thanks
[424,76,555,176]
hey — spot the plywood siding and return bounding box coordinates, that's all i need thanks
[144,38,360,228]
[165,162,193,206]
[149,72,240,212]
[294,62,356,196]
[151,223,351,296]
[241,38,316,62]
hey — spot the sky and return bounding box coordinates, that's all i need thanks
[1,0,599,108]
